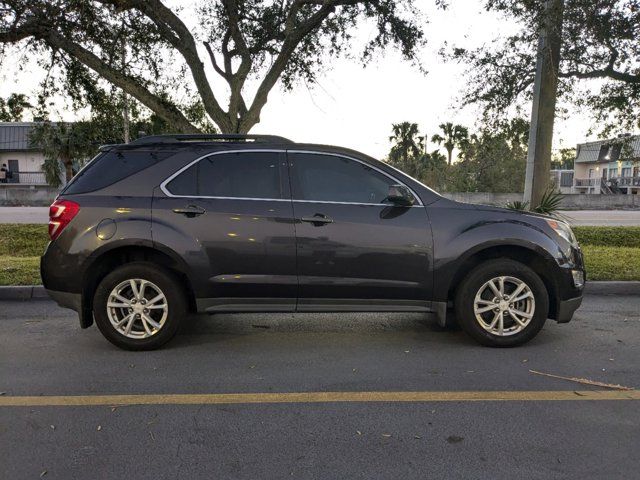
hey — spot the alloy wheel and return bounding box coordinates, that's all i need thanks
[106,279,168,339]
[473,276,535,336]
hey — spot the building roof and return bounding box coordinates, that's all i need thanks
[0,122,41,151]
[575,135,640,164]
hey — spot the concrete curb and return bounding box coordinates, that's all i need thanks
[584,281,640,296]
[0,285,47,300]
[0,282,638,301]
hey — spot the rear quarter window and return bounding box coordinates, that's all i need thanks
[63,149,173,194]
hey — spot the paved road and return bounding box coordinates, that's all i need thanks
[1,295,639,479]
[560,209,640,226]
[2,206,640,226]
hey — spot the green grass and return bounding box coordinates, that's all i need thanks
[0,224,638,285]
[0,256,41,286]
[0,224,49,257]
[0,224,48,286]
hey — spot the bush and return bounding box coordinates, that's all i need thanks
[573,227,640,249]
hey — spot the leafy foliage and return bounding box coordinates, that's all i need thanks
[531,187,563,215]
[388,122,424,174]
[29,122,101,186]
[447,0,640,135]
[431,122,469,165]
[573,226,640,248]
[0,93,31,121]
[0,0,441,133]
[506,200,529,211]
[446,118,529,193]
[551,147,576,170]
[506,187,564,216]
[386,118,530,194]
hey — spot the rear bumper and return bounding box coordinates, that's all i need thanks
[555,295,583,323]
[46,289,81,313]
[46,288,93,329]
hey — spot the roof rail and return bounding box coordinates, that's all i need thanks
[129,134,294,145]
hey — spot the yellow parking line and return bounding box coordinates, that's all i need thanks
[0,390,638,407]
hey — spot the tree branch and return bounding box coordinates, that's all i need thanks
[221,0,253,131]
[45,30,199,133]
[240,0,361,132]
[96,0,233,131]
[204,41,229,80]
[559,48,639,84]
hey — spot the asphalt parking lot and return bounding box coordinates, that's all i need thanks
[1,294,639,479]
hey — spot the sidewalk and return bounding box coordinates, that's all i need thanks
[2,206,640,226]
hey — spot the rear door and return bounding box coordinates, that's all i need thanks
[287,151,433,311]
[152,150,297,312]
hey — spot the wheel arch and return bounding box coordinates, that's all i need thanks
[79,243,196,327]
[446,243,561,320]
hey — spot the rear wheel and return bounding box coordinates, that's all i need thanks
[454,259,548,347]
[93,262,186,350]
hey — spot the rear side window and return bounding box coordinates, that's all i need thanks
[63,150,173,195]
[165,152,283,199]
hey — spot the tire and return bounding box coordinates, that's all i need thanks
[454,259,549,347]
[93,262,187,350]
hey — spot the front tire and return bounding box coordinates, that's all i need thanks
[454,259,549,347]
[93,262,186,350]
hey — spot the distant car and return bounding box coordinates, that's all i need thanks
[41,134,585,350]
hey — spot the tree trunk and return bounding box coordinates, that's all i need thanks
[447,148,453,165]
[62,154,74,183]
[524,0,564,208]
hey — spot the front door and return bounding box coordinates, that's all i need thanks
[287,151,433,311]
[7,159,18,183]
[152,150,297,312]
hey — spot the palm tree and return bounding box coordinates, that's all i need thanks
[389,122,422,171]
[431,123,469,165]
[29,122,100,186]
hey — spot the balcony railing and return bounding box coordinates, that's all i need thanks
[574,178,599,187]
[574,176,640,190]
[613,176,640,187]
[0,171,48,185]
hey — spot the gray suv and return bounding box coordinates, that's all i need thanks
[41,134,585,350]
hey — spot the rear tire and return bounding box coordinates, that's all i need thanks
[93,262,186,350]
[454,259,548,347]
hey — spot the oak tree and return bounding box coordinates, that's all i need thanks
[448,0,640,135]
[1,0,439,133]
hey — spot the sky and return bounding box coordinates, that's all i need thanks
[0,1,604,160]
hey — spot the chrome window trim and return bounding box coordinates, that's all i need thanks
[159,149,286,201]
[287,150,424,207]
[160,148,423,207]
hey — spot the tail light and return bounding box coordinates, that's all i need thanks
[49,199,80,241]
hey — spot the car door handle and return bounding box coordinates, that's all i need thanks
[172,205,206,218]
[301,214,333,226]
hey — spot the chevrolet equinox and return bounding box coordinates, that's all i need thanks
[41,134,585,350]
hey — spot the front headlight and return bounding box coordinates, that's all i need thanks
[545,219,577,246]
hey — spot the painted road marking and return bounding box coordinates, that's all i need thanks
[0,390,638,407]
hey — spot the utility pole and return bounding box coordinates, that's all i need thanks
[524,0,564,207]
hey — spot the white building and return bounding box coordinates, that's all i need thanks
[550,169,574,194]
[573,135,640,194]
[0,122,47,184]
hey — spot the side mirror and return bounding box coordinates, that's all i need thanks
[386,185,415,206]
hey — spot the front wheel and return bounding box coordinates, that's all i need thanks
[454,259,549,347]
[93,262,187,350]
